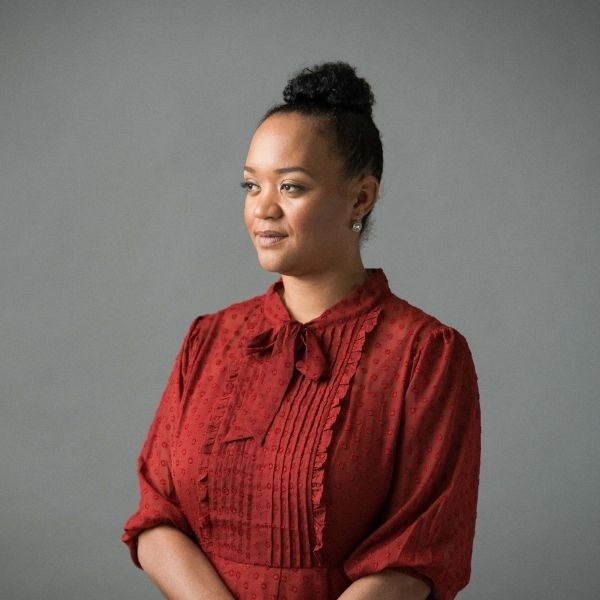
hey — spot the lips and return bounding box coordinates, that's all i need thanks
[255,229,287,247]
[256,231,287,237]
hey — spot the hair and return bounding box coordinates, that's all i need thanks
[260,61,383,241]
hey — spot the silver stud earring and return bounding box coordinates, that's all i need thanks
[352,220,363,233]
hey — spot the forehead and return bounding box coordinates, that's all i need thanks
[245,113,342,176]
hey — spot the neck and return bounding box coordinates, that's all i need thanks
[278,265,371,324]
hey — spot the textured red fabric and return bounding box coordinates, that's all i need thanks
[121,268,481,600]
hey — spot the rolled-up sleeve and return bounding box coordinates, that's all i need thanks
[343,326,481,600]
[121,317,203,569]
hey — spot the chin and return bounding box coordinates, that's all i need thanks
[258,261,303,278]
[256,256,285,274]
[255,251,317,277]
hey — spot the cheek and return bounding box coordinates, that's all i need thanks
[289,206,323,235]
[243,198,253,228]
[302,198,346,232]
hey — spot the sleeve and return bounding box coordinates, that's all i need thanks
[121,316,203,569]
[343,326,481,600]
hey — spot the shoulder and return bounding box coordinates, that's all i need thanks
[189,291,264,328]
[181,290,266,350]
[186,295,264,342]
[377,290,472,358]
[376,293,478,399]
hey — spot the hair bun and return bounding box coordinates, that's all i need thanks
[282,61,374,117]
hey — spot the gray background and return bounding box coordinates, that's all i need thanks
[1,0,598,598]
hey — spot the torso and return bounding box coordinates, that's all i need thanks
[167,269,444,597]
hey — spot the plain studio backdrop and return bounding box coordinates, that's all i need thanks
[1,1,598,598]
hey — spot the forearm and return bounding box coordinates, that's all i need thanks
[338,568,431,600]
[137,525,234,600]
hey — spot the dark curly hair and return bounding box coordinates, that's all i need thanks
[260,62,383,240]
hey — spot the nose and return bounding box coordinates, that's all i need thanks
[252,185,283,219]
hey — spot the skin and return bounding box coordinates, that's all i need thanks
[242,112,379,323]
[337,569,432,600]
[137,525,234,600]
[136,112,431,600]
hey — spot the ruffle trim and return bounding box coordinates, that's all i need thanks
[197,359,241,551]
[311,306,382,566]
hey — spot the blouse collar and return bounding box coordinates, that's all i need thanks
[225,268,391,447]
[261,267,391,328]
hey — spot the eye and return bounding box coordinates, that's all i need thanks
[240,181,259,193]
[280,183,304,193]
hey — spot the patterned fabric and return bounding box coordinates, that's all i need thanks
[121,268,481,600]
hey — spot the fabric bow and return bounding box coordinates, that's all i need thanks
[223,321,330,446]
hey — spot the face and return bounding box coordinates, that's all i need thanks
[242,112,364,277]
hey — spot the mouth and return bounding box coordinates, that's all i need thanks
[256,232,287,247]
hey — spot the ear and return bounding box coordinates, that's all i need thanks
[351,174,380,219]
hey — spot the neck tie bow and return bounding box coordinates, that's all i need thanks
[223,321,330,446]
[245,321,329,381]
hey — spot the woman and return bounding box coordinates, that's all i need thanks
[122,62,481,600]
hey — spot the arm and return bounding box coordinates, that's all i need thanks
[121,317,231,597]
[337,568,431,600]
[342,326,481,600]
[137,525,234,600]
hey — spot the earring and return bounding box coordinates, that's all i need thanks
[352,220,363,233]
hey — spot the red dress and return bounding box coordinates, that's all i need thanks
[121,268,480,600]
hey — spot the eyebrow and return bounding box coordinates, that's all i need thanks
[243,165,313,177]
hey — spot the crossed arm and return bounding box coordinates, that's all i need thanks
[137,525,234,600]
[138,525,430,600]
[337,569,431,600]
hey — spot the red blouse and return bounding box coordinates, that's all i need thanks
[121,268,481,600]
